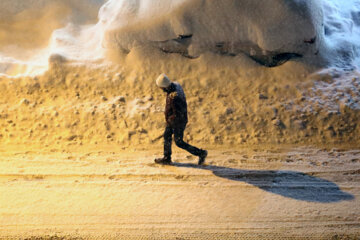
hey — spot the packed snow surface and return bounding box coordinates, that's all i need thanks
[0,0,360,76]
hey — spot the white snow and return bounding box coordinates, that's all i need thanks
[99,0,323,56]
[322,0,360,68]
[0,0,360,76]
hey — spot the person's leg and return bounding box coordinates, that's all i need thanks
[173,127,204,157]
[155,126,173,164]
[163,126,173,160]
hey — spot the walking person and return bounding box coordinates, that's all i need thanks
[154,74,207,165]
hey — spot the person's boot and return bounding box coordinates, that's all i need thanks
[198,150,208,165]
[154,156,172,165]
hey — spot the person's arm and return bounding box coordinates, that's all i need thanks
[168,92,186,126]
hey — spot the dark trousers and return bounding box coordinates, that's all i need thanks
[164,125,203,159]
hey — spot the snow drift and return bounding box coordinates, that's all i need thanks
[0,0,105,76]
[1,0,360,76]
[0,0,359,147]
[101,0,323,67]
[322,0,360,68]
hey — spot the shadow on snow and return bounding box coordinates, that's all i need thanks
[172,163,354,203]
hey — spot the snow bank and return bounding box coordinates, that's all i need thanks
[0,0,105,76]
[322,0,360,68]
[101,0,323,66]
[1,0,360,76]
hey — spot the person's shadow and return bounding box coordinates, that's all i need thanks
[172,163,354,203]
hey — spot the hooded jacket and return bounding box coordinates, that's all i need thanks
[165,82,188,128]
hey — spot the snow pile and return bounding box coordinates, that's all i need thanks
[322,0,360,68]
[1,0,360,76]
[304,69,360,112]
[0,0,105,77]
[100,0,323,66]
[0,0,324,76]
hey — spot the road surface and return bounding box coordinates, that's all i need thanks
[0,145,359,239]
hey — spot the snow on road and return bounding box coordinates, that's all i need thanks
[0,145,359,239]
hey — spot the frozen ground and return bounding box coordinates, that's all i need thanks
[0,145,359,239]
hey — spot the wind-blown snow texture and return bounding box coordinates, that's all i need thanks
[322,0,360,68]
[0,0,360,76]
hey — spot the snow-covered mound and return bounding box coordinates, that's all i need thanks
[0,0,105,76]
[1,0,360,76]
[100,0,323,67]
[0,0,359,147]
[322,0,360,68]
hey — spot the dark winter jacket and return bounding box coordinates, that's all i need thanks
[165,83,188,128]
